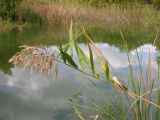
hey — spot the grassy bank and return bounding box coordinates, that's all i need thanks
[0,0,160,31]
[0,18,31,32]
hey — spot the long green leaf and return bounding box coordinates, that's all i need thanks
[59,45,67,63]
[63,44,70,53]
[88,43,94,75]
[82,27,110,78]
[69,20,74,56]
[86,36,109,80]
[72,102,86,120]
[77,45,100,78]
[75,44,86,70]
[92,46,109,79]
[80,47,90,67]
[60,49,78,69]
[56,44,70,59]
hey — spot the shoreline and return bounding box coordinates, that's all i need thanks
[0,2,160,32]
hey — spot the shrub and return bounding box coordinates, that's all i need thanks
[22,9,43,25]
[0,0,23,20]
[152,0,160,4]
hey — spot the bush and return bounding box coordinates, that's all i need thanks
[22,9,43,25]
[152,0,160,4]
[0,0,23,20]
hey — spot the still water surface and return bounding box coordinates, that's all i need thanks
[0,27,160,120]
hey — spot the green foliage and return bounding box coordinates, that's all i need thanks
[62,22,160,120]
[22,9,43,25]
[0,0,23,20]
[59,22,128,92]
[59,45,78,69]
[62,0,152,6]
[69,98,86,120]
[75,44,86,71]
[88,43,95,75]
[69,20,74,56]
[89,0,107,7]
[152,0,160,4]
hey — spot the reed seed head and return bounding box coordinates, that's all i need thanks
[9,45,58,77]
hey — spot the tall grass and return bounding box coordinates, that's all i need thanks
[0,0,23,20]
[25,1,160,28]
[0,0,160,30]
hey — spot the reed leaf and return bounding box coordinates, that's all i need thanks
[83,29,127,91]
[69,20,74,57]
[75,44,86,71]
[82,28,110,79]
[88,43,95,75]
[76,44,100,78]
[89,42,109,80]
[59,48,78,69]
[72,103,86,120]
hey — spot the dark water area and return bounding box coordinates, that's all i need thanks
[0,26,160,119]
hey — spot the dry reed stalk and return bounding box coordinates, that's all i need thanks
[9,45,58,77]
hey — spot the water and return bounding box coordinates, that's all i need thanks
[0,26,160,119]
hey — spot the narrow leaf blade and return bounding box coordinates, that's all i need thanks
[69,20,74,56]
[75,44,86,70]
[62,51,78,69]
[88,43,94,75]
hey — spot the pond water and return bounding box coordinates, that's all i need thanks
[0,26,160,120]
